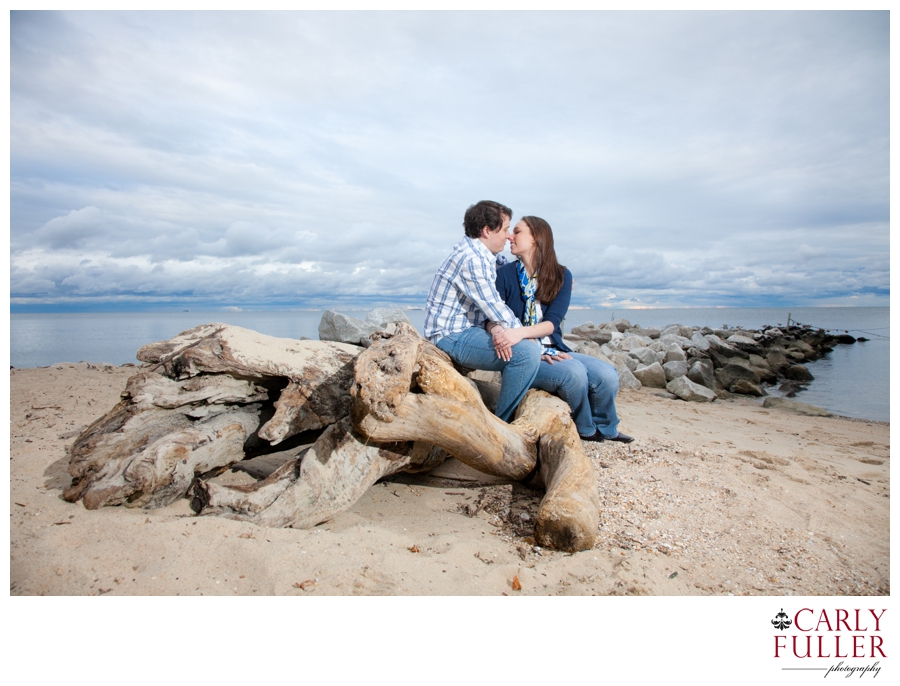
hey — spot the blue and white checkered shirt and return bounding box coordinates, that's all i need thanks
[424,237,521,343]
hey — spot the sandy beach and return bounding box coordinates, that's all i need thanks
[9,362,889,596]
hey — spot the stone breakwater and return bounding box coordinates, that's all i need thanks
[565,318,860,406]
[317,308,860,410]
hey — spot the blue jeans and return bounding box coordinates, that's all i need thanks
[435,327,541,422]
[532,352,621,438]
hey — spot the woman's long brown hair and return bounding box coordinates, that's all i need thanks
[521,215,566,304]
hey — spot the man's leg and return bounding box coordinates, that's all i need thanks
[531,357,596,437]
[435,327,541,422]
[570,352,621,438]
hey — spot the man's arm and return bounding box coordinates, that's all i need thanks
[457,257,521,330]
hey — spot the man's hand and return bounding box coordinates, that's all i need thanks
[541,352,572,365]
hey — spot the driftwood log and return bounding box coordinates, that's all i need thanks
[64,322,600,551]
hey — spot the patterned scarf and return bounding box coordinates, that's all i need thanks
[516,261,557,356]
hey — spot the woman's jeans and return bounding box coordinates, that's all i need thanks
[435,327,541,422]
[532,352,621,438]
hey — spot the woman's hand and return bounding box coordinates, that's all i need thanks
[541,351,572,365]
[492,326,527,361]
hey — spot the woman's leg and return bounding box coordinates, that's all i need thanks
[570,352,620,438]
[531,357,596,437]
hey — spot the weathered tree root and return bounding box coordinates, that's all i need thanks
[66,321,600,552]
[64,371,267,508]
[350,323,599,552]
[65,324,360,510]
[190,418,445,528]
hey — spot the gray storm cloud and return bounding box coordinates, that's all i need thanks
[10,10,889,309]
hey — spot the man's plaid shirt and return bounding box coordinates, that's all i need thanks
[424,236,521,344]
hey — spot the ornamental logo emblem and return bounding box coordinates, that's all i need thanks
[771,609,792,631]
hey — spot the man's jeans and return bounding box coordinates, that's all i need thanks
[435,327,541,422]
[532,352,621,438]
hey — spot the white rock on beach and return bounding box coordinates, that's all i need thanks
[365,307,412,328]
[319,308,411,347]
[666,375,717,402]
[618,335,650,351]
[631,347,661,367]
[633,361,667,388]
[690,332,711,352]
[609,351,638,372]
[616,365,642,391]
[663,360,689,381]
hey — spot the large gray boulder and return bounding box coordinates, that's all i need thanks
[690,332,711,352]
[318,310,380,347]
[785,364,815,381]
[618,335,650,351]
[570,323,615,345]
[631,347,662,367]
[617,366,642,391]
[766,348,791,371]
[659,334,692,350]
[788,339,817,358]
[705,334,749,359]
[749,358,778,383]
[687,359,716,390]
[599,343,617,357]
[685,346,710,361]
[609,351,638,372]
[731,379,766,396]
[626,327,661,339]
[319,307,411,347]
[365,308,413,328]
[727,334,764,355]
[748,353,768,368]
[715,363,761,394]
[663,360,689,381]
[662,324,695,339]
[667,376,716,402]
[633,362,667,388]
[579,345,614,365]
[660,324,682,337]
[663,344,687,363]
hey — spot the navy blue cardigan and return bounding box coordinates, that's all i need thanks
[495,261,573,353]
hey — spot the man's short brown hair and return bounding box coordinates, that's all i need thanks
[463,200,512,239]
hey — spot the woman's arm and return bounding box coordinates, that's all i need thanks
[490,264,567,359]
[538,269,573,335]
[496,270,572,342]
[493,270,574,363]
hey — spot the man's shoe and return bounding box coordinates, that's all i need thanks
[607,432,634,444]
[580,430,606,442]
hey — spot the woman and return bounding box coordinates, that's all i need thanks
[489,216,633,443]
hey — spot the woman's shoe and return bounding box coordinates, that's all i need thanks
[580,430,605,442]
[580,431,634,444]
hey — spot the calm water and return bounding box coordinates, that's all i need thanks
[9,307,889,422]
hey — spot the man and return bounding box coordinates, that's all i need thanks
[424,200,541,422]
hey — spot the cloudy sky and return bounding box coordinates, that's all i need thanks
[9,10,889,311]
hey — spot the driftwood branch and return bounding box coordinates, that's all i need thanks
[349,323,599,551]
[190,418,445,528]
[66,321,600,552]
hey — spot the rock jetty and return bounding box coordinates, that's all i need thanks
[565,318,853,403]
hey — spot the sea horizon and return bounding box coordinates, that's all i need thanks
[9,306,889,422]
